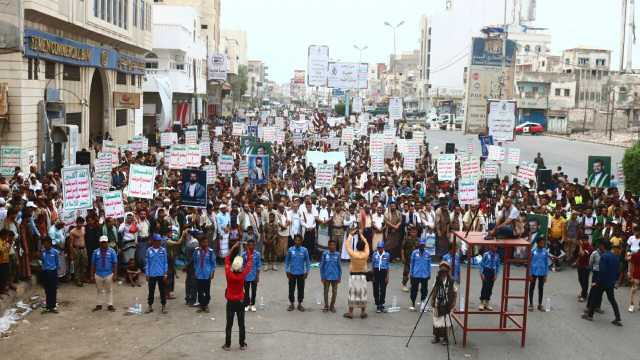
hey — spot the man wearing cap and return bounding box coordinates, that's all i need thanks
[91,236,118,312]
[409,239,432,311]
[372,241,390,313]
[192,232,216,313]
[145,234,169,314]
[431,261,457,345]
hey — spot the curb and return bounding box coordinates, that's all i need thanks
[0,278,37,315]
[543,134,633,149]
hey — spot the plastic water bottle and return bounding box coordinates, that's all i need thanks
[259,296,265,310]
[387,296,401,313]
[134,297,142,314]
[545,297,551,312]
[459,294,465,312]
[315,292,322,306]
[392,296,398,309]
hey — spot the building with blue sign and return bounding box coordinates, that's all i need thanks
[0,0,151,171]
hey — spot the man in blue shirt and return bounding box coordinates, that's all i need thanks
[91,236,118,312]
[479,245,500,311]
[409,239,431,311]
[583,241,622,325]
[145,234,169,314]
[242,238,261,312]
[372,241,390,313]
[320,239,341,313]
[442,244,461,284]
[193,233,216,313]
[40,236,60,313]
[285,235,310,311]
[529,237,549,311]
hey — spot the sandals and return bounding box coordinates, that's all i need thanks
[343,312,353,319]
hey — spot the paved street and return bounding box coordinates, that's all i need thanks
[422,130,626,183]
[2,261,637,360]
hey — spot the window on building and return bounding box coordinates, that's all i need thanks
[45,61,55,79]
[66,112,82,133]
[94,0,99,17]
[116,109,127,127]
[524,45,530,53]
[116,72,127,85]
[123,0,128,29]
[201,24,208,29]
[580,91,585,101]
[131,74,136,86]
[63,65,80,81]
[597,71,602,80]
[586,70,590,80]
[27,58,33,80]
[592,70,597,77]
[565,58,570,65]
[564,89,570,97]
[578,57,589,66]
[118,0,123,27]
[596,59,606,66]
[133,0,137,27]
[535,45,542,53]
[590,92,595,101]
[140,0,145,30]
[555,88,561,96]
[138,75,142,88]
[107,0,112,22]
[101,0,106,20]
[596,92,601,102]
[33,59,39,80]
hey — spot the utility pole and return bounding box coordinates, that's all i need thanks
[385,21,405,97]
[621,0,628,72]
[626,0,635,72]
[499,0,509,99]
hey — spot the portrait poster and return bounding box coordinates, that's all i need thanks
[587,156,611,188]
[181,169,207,208]
[247,155,269,185]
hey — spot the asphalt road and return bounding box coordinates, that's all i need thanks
[2,261,637,360]
[422,129,626,184]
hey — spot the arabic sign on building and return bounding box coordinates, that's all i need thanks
[307,45,329,87]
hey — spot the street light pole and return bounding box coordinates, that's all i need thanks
[353,45,368,101]
[385,21,404,97]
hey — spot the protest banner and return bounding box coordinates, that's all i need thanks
[92,171,111,197]
[102,140,120,166]
[437,154,456,181]
[203,164,217,185]
[0,146,22,176]
[95,152,112,173]
[507,147,521,165]
[199,141,211,157]
[488,145,506,162]
[383,128,395,144]
[232,122,245,136]
[388,97,403,120]
[275,117,285,130]
[292,132,304,146]
[62,165,92,210]
[237,159,249,183]
[461,157,481,181]
[403,155,416,171]
[371,151,385,173]
[128,164,155,199]
[517,164,538,184]
[169,144,186,169]
[341,127,354,144]
[212,140,224,154]
[276,130,285,145]
[185,130,198,145]
[262,126,276,143]
[483,161,499,179]
[487,100,516,142]
[458,180,479,205]
[186,144,201,167]
[160,132,178,148]
[315,163,334,188]
[131,135,148,153]
[218,154,234,175]
[103,191,125,219]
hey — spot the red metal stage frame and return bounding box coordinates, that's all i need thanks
[450,231,532,347]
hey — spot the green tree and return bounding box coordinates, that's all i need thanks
[623,142,640,194]
[231,65,248,103]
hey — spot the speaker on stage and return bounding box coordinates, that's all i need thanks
[445,143,455,154]
[76,151,90,165]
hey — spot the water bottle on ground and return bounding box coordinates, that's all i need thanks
[388,295,400,313]
[259,296,265,310]
[459,294,465,312]
[545,297,551,312]
[315,292,322,306]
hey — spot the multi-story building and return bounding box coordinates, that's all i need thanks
[387,50,419,102]
[221,29,248,74]
[142,4,207,145]
[417,15,432,112]
[248,60,266,102]
[0,0,151,172]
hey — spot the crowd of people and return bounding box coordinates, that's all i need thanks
[0,108,638,350]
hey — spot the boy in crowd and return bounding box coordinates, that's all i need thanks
[320,239,341,313]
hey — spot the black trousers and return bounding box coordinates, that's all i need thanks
[185,269,197,305]
[578,268,590,300]
[147,276,167,306]
[288,274,305,304]
[303,230,316,257]
[42,270,58,310]
[588,286,621,321]
[529,275,545,306]
[0,263,9,291]
[410,277,429,305]
[480,276,495,301]
[587,271,602,310]
[196,278,212,307]
[225,300,246,346]
[373,269,388,306]
[244,281,257,306]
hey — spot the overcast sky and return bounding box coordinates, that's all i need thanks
[221,0,635,88]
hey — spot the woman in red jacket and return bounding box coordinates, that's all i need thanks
[223,242,253,351]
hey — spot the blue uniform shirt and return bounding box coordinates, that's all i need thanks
[372,250,390,271]
[242,250,262,282]
[92,248,117,277]
[193,247,216,280]
[442,252,461,282]
[530,247,550,277]
[410,248,432,279]
[320,250,342,281]
[285,245,310,275]
[145,246,168,277]
[42,247,59,271]
[480,250,500,277]
[598,251,620,288]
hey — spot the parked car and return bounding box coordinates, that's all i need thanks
[515,122,545,135]
[438,114,455,130]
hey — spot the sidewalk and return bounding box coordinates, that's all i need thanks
[544,131,638,148]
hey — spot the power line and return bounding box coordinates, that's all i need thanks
[431,52,470,74]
